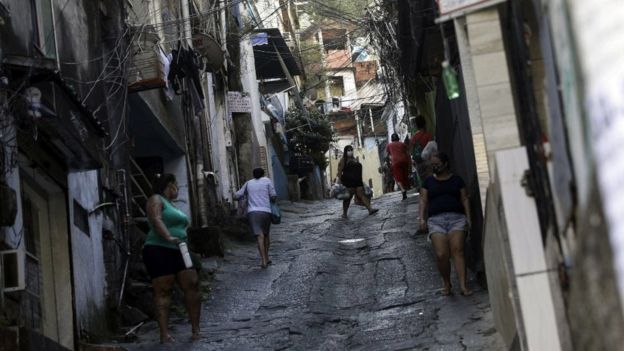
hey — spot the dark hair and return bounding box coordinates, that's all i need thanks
[152,173,176,195]
[343,145,353,155]
[253,167,265,179]
[432,152,450,165]
[391,133,400,142]
[415,115,426,129]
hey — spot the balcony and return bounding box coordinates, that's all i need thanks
[127,29,166,93]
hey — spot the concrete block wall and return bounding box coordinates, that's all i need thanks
[465,8,521,178]
[454,17,490,210]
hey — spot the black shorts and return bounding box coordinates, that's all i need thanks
[142,245,187,279]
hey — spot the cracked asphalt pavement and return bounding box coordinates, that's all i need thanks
[124,191,505,350]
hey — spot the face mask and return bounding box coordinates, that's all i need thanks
[346,151,353,157]
[433,164,446,174]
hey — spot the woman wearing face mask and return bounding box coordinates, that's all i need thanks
[419,153,473,296]
[336,145,379,219]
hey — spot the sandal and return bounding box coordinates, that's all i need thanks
[460,289,473,297]
[160,334,175,344]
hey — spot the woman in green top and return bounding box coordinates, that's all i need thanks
[143,173,201,343]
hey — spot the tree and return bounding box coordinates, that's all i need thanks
[285,107,334,170]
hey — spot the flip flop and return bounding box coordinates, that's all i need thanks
[160,334,175,344]
[460,289,473,296]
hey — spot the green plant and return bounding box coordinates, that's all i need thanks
[285,108,334,170]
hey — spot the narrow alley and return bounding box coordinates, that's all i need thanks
[124,192,504,350]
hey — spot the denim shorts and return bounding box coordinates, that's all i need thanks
[427,212,467,235]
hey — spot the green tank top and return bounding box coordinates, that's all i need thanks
[144,195,190,249]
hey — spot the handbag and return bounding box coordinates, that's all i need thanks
[236,184,248,220]
[270,202,281,224]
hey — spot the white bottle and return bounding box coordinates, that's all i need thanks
[178,242,193,269]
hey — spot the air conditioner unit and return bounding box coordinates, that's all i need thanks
[1,249,26,292]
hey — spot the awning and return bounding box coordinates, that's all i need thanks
[128,92,186,160]
[251,29,302,80]
[5,64,107,170]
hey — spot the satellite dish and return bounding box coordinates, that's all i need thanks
[192,33,224,72]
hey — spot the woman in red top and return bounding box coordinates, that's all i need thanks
[410,115,434,185]
[410,115,433,153]
[386,133,411,200]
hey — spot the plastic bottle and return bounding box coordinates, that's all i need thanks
[442,60,460,100]
[178,242,193,269]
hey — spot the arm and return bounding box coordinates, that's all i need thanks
[146,195,180,244]
[234,182,247,200]
[336,158,345,183]
[461,188,472,228]
[419,188,428,230]
[268,181,277,203]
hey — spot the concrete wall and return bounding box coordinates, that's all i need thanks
[485,148,563,350]
[240,33,272,173]
[206,73,234,203]
[68,171,107,335]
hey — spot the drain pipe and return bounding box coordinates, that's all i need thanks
[117,169,131,309]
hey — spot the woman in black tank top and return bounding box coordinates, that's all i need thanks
[336,145,379,219]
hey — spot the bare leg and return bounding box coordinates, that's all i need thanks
[430,233,452,295]
[355,187,378,214]
[177,269,201,340]
[449,231,472,296]
[257,234,268,267]
[264,233,271,264]
[152,275,176,343]
[342,190,354,218]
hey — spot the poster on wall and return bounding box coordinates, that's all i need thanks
[570,0,624,313]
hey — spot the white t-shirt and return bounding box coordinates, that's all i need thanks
[235,177,277,214]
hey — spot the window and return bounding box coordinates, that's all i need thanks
[32,0,56,58]
[329,76,344,98]
[73,200,90,236]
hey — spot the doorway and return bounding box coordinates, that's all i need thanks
[20,168,74,349]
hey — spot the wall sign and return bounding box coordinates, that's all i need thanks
[227,92,252,113]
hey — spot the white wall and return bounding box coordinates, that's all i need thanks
[332,69,358,109]
[206,73,233,203]
[68,170,106,332]
[239,30,271,177]
[164,156,192,217]
[254,0,283,31]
